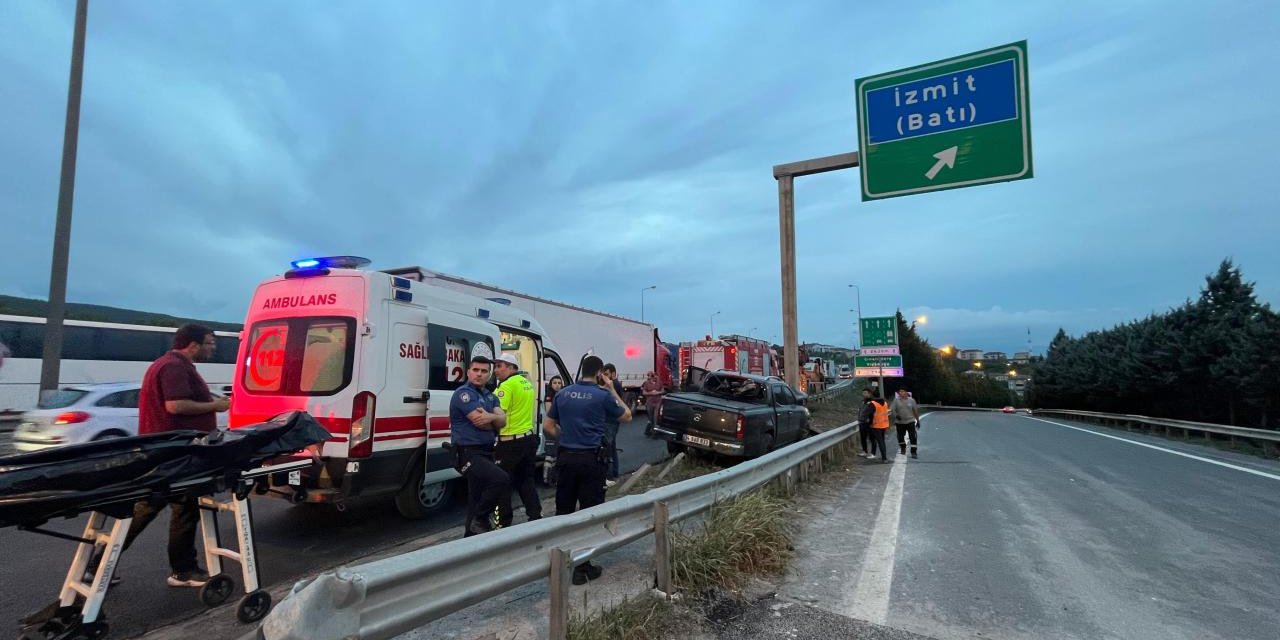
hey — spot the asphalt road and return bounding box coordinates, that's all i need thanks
[805,411,1280,640]
[0,420,668,638]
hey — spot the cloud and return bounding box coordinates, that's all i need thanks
[0,0,1276,357]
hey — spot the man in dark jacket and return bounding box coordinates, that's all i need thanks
[857,388,878,458]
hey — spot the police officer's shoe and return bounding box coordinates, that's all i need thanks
[911,450,918,459]
[467,517,494,536]
[899,444,907,455]
[572,561,603,585]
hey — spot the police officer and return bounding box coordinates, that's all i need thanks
[450,355,510,536]
[492,353,542,528]
[543,355,631,584]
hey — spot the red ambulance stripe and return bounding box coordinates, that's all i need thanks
[373,432,428,442]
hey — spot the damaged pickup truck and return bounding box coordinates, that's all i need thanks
[651,371,810,459]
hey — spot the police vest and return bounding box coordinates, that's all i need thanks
[871,401,890,430]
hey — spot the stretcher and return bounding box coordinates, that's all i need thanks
[0,412,330,640]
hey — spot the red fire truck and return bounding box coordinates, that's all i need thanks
[678,335,778,384]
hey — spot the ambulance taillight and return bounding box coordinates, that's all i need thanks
[349,391,377,459]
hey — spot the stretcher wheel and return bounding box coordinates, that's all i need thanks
[199,574,236,607]
[236,590,272,623]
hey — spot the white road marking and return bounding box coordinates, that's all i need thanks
[1024,415,1280,482]
[840,414,929,624]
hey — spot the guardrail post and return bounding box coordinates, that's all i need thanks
[549,547,571,640]
[656,453,686,481]
[654,501,672,596]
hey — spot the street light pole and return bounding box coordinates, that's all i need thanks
[640,285,656,323]
[848,284,862,347]
[710,311,721,339]
[40,0,89,402]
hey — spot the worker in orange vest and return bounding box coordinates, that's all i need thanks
[868,392,891,463]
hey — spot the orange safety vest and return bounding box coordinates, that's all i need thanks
[871,400,890,430]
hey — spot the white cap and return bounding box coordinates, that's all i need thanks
[495,353,521,368]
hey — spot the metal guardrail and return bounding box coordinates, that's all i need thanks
[251,422,858,640]
[1030,408,1280,453]
[807,379,854,403]
[924,405,1279,455]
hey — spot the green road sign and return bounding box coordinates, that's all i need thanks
[860,316,898,347]
[856,41,1032,201]
[855,355,903,369]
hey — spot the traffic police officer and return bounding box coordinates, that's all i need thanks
[543,355,631,584]
[450,355,510,536]
[492,353,542,528]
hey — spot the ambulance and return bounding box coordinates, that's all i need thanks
[229,256,574,518]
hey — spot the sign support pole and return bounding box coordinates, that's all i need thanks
[774,151,860,389]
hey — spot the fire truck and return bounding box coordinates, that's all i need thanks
[678,335,778,387]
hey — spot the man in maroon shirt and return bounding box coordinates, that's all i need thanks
[93,324,230,588]
[138,325,227,435]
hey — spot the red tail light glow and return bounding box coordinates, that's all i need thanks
[735,414,745,440]
[53,411,91,425]
[348,392,377,459]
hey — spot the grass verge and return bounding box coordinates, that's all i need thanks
[568,592,676,640]
[574,397,863,639]
[670,488,795,593]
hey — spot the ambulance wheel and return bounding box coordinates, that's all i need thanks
[199,574,235,607]
[395,462,453,519]
[236,590,272,623]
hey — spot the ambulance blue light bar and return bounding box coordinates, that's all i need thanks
[290,256,372,270]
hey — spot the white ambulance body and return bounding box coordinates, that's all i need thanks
[230,257,573,518]
[384,267,663,404]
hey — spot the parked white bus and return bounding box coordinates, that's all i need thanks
[0,314,239,412]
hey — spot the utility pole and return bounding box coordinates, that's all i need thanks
[39,0,89,402]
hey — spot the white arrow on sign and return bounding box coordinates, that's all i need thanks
[924,146,958,180]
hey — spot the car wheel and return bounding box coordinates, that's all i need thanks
[764,431,777,454]
[395,460,454,519]
[92,430,128,441]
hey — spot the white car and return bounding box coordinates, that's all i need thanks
[12,382,229,452]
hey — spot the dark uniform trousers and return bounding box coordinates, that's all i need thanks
[895,421,919,453]
[493,433,542,527]
[456,446,510,536]
[555,448,606,515]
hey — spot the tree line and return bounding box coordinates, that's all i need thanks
[1027,260,1280,428]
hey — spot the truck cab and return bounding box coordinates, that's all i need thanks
[230,256,572,518]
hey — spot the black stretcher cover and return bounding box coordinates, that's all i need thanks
[0,411,330,528]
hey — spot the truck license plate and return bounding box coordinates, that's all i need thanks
[287,470,301,486]
[684,435,711,447]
